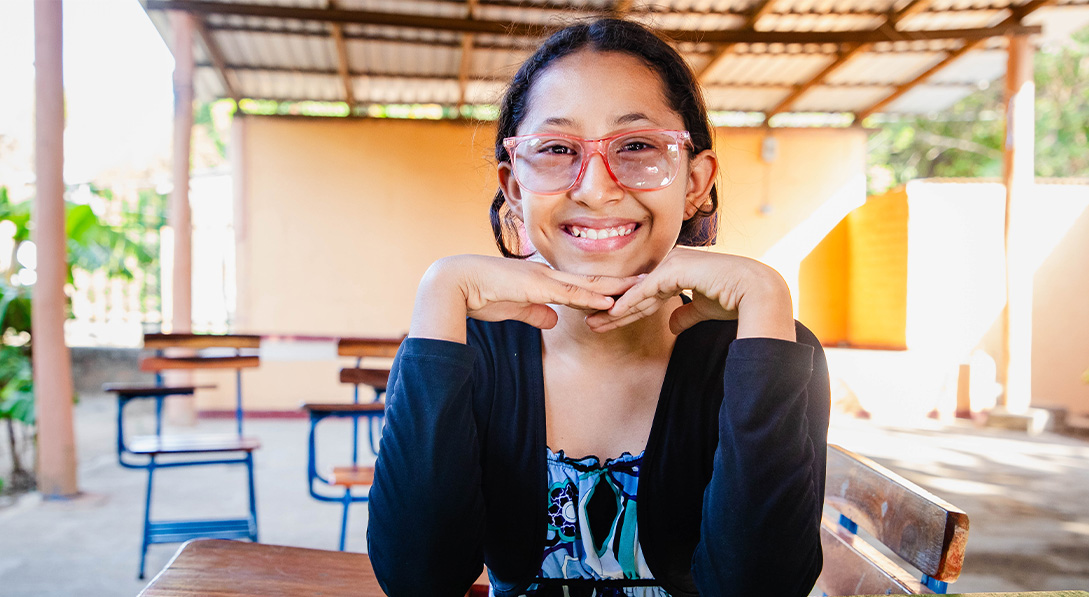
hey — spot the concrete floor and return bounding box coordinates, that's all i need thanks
[1,394,1088,596]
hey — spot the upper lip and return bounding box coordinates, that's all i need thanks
[561,217,641,229]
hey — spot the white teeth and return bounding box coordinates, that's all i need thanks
[570,225,634,239]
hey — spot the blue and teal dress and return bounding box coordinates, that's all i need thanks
[504,448,670,597]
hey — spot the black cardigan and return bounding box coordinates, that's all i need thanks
[368,318,830,596]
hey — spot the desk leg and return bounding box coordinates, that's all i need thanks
[139,456,156,579]
[339,492,351,551]
[246,452,259,542]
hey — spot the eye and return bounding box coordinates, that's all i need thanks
[616,137,660,153]
[535,140,578,156]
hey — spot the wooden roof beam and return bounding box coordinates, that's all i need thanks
[765,0,930,118]
[456,33,474,112]
[765,44,862,118]
[191,16,240,103]
[326,0,356,110]
[147,1,1038,45]
[697,0,778,83]
[856,0,1053,120]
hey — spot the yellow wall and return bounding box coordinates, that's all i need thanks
[799,219,849,345]
[847,188,908,349]
[798,186,908,349]
[199,117,866,410]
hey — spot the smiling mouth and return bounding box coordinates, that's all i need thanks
[565,223,638,240]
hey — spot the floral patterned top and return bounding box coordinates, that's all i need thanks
[499,448,670,597]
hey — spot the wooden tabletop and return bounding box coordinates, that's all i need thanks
[140,540,1089,597]
[139,539,383,597]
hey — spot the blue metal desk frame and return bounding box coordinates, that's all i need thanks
[113,366,258,579]
[305,364,385,551]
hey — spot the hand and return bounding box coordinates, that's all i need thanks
[584,248,796,341]
[410,255,640,343]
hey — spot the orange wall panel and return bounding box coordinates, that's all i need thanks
[799,218,849,345]
[847,188,908,349]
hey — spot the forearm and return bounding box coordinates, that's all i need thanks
[367,339,485,595]
[692,332,824,595]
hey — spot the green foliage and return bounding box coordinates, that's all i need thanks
[1035,28,1089,178]
[866,25,1089,193]
[65,201,154,283]
[0,183,159,493]
[0,345,34,426]
[194,101,228,161]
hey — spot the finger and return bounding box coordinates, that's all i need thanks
[608,275,678,317]
[516,304,560,329]
[548,269,642,298]
[668,302,703,335]
[586,295,666,332]
[538,278,616,312]
[479,302,559,329]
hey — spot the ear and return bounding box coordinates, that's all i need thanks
[683,149,719,219]
[498,162,525,221]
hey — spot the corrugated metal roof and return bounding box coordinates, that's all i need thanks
[142,0,1089,119]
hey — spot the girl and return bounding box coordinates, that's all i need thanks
[368,18,829,597]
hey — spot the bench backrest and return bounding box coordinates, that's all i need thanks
[816,444,969,595]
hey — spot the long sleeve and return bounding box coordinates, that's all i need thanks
[691,324,830,596]
[367,337,487,596]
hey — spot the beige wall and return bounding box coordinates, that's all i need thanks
[907,180,1089,417]
[200,117,866,410]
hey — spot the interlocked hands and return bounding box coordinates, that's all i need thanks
[410,248,795,343]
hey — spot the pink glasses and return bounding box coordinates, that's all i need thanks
[502,129,692,194]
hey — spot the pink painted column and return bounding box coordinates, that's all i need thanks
[166,12,197,424]
[1001,33,1035,414]
[170,11,195,336]
[33,0,78,498]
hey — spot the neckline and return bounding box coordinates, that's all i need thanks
[546,446,645,468]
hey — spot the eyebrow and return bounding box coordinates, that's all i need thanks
[615,112,654,125]
[537,113,657,128]
[541,117,577,127]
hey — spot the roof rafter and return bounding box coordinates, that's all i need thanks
[327,1,356,108]
[146,1,1038,46]
[456,33,475,110]
[191,16,240,102]
[855,0,1055,120]
[765,0,931,118]
[697,0,779,83]
[202,62,984,93]
[456,0,478,111]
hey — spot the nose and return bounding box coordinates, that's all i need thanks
[570,148,624,207]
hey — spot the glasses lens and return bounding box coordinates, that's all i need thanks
[512,136,582,193]
[608,132,683,190]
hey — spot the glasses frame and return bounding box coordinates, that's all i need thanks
[502,128,693,195]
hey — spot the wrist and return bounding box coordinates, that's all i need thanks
[409,258,470,344]
[735,270,795,342]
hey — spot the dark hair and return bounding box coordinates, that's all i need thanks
[489,18,719,259]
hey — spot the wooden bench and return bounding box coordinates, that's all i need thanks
[104,333,262,579]
[816,444,970,595]
[301,336,403,551]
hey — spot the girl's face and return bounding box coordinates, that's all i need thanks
[499,50,717,278]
